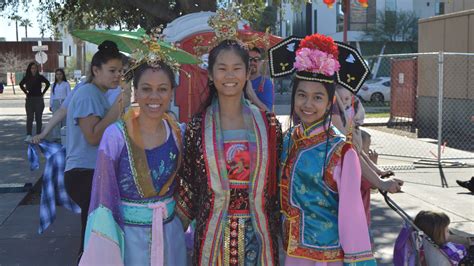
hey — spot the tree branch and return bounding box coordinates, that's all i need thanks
[125,0,179,22]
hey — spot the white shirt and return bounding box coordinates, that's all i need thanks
[50,81,71,106]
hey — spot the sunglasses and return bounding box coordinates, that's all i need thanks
[249,57,262,62]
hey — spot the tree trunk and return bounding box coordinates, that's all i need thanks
[75,40,83,76]
[10,73,16,94]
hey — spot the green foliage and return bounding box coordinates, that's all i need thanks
[238,1,278,33]
[363,10,419,43]
[257,6,278,32]
[2,0,217,33]
[239,1,266,30]
[65,56,77,79]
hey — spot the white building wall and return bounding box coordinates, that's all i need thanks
[413,0,436,18]
[297,0,442,42]
[280,3,294,37]
[396,0,414,11]
[312,1,337,35]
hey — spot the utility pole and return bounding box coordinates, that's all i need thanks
[343,0,351,43]
[15,19,19,41]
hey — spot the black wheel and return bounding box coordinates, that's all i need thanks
[370,92,384,103]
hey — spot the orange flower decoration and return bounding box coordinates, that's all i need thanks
[323,0,336,8]
[358,0,369,8]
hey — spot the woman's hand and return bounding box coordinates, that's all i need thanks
[31,132,46,144]
[380,178,404,193]
[368,149,378,163]
[120,80,132,109]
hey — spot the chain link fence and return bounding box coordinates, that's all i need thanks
[361,52,473,164]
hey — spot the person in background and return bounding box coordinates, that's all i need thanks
[332,85,403,194]
[32,57,131,145]
[360,130,376,226]
[414,211,469,265]
[247,47,274,112]
[49,68,71,141]
[456,177,474,193]
[64,40,129,260]
[20,62,50,142]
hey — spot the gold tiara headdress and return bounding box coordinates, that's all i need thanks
[123,26,181,82]
[193,8,273,56]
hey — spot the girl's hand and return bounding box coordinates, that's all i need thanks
[121,86,132,109]
[120,80,132,108]
[31,133,45,144]
[368,149,378,163]
[380,178,403,193]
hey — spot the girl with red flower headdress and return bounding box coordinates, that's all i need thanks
[269,33,377,265]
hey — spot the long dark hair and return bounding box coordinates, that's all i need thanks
[52,68,67,95]
[24,62,39,81]
[132,62,177,89]
[87,40,123,82]
[200,40,250,112]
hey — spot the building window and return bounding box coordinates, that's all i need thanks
[350,0,377,31]
[436,2,445,15]
[336,0,378,32]
[313,10,318,33]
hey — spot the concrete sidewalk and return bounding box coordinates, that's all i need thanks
[0,99,472,265]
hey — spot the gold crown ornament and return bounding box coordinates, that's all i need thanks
[193,8,276,56]
[123,26,182,82]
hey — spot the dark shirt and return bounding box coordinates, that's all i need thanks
[19,75,50,98]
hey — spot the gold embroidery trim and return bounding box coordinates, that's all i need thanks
[238,219,246,265]
[224,219,231,266]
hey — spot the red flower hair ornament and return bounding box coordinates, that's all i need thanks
[294,34,341,76]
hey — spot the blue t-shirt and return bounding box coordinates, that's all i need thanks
[62,81,120,108]
[251,76,274,111]
[65,83,110,171]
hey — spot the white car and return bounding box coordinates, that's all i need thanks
[357,77,391,102]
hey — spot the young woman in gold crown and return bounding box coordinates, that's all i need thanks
[174,38,282,266]
[269,34,377,265]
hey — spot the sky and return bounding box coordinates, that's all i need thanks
[0,1,47,41]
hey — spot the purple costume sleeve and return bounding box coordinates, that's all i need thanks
[80,123,126,265]
[87,123,124,225]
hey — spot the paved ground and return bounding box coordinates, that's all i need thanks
[0,89,472,265]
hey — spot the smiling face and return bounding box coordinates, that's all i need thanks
[210,49,249,99]
[135,68,173,121]
[92,58,123,90]
[293,81,331,126]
